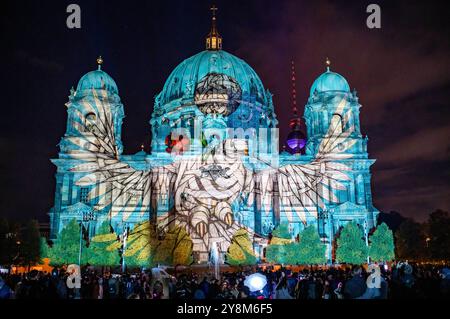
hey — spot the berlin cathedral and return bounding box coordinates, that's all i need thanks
[48,9,379,263]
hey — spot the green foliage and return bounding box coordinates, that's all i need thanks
[265,223,292,264]
[97,221,193,267]
[395,219,426,261]
[86,221,120,266]
[296,226,327,264]
[266,243,285,264]
[19,220,41,266]
[201,132,208,148]
[49,219,85,265]
[369,223,395,262]
[265,226,326,265]
[91,221,155,267]
[125,253,151,268]
[270,223,292,245]
[336,222,368,264]
[154,226,193,266]
[122,221,155,267]
[265,242,295,264]
[226,228,257,266]
[39,237,50,263]
[272,223,291,239]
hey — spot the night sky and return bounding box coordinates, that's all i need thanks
[1,0,449,222]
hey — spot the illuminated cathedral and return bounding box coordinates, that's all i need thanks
[48,9,379,263]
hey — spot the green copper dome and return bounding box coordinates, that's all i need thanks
[310,68,350,96]
[159,50,267,108]
[77,68,118,95]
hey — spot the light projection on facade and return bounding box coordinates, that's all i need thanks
[49,9,379,264]
[194,73,242,116]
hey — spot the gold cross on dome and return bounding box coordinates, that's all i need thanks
[210,5,218,17]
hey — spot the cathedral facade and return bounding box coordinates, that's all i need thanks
[48,12,379,263]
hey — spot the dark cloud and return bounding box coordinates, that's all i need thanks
[231,0,450,220]
[376,125,450,164]
[376,184,450,222]
[14,50,64,73]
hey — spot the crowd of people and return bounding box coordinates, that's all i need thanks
[0,262,449,299]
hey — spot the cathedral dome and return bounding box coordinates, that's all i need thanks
[159,50,267,115]
[76,57,118,95]
[310,60,350,96]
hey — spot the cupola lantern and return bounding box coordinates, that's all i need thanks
[205,5,222,50]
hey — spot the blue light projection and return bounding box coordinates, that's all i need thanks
[49,36,378,264]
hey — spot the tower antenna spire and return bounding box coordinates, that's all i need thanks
[286,59,307,154]
[289,60,301,129]
[206,5,222,50]
[291,60,298,117]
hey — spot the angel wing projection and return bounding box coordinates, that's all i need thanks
[252,96,356,227]
[69,89,155,221]
[69,89,355,253]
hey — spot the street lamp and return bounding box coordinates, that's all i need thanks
[319,210,332,264]
[364,220,370,264]
[120,222,129,273]
[78,211,96,266]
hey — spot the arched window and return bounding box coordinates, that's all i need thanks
[330,114,343,135]
[85,113,97,133]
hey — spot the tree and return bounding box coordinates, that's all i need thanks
[226,228,257,266]
[39,237,50,263]
[266,243,287,264]
[86,221,120,267]
[270,223,292,245]
[154,226,193,266]
[125,252,151,268]
[96,221,156,268]
[19,220,41,267]
[265,223,293,264]
[395,219,426,261]
[49,219,86,265]
[124,221,157,266]
[369,223,395,262]
[427,210,450,261]
[98,222,194,267]
[297,226,327,264]
[283,243,300,264]
[336,222,368,264]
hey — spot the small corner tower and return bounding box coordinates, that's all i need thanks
[49,57,125,239]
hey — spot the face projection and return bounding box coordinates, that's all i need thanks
[194,73,242,116]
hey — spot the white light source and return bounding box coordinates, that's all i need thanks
[244,273,267,292]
